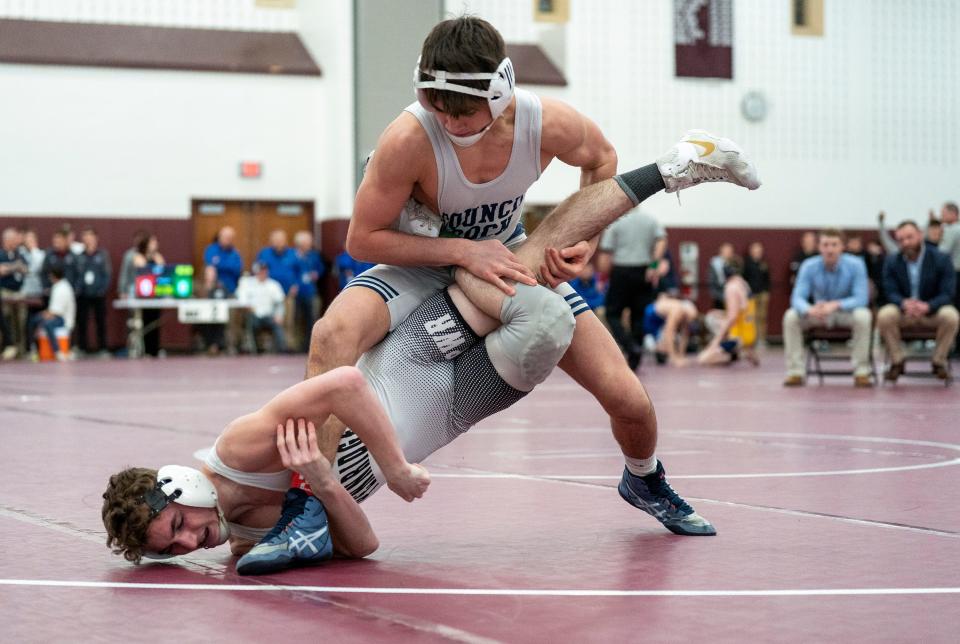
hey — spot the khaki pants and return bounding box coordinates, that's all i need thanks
[876,303,959,366]
[782,307,873,377]
[283,293,297,351]
[753,291,770,343]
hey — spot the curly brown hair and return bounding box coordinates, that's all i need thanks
[101,467,158,564]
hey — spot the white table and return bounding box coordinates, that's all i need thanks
[113,298,250,358]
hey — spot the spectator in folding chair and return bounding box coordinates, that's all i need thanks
[877,220,958,382]
[782,228,872,387]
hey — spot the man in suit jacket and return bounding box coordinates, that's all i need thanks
[878,220,959,381]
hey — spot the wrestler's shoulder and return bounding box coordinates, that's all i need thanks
[378,111,433,158]
[539,96,595,151]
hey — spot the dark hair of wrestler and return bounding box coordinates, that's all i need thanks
[418,15,506,118]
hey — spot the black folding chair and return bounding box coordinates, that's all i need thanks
[882,326,955,387]
[804,326,877,385]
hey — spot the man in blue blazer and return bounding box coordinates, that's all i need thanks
[878,220,959,381]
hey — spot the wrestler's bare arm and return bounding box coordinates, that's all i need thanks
[219,367,425,499]
[535,98,618,284]
[276,418,380,558]
[540,97,618,188]
[348,115,462,267]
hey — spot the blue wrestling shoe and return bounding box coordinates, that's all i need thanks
[236,488,333,576]
[618,462,716,536]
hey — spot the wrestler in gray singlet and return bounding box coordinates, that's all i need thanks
[346,88,589,330]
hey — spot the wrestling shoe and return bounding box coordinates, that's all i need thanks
[236,488,333,575]
[618,461,716,536]
[657,130,760,193]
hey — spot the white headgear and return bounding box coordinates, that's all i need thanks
[141,465,228,560]
[413,56,516,147]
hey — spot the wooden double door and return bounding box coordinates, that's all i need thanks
[191,199,314,277]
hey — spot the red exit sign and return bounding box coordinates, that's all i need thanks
[239,161,262,178]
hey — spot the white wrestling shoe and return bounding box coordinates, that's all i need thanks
[658,130,760,193]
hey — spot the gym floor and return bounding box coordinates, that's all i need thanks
[1,350,957,642]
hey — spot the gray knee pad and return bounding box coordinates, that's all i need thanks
[486,283,576,391]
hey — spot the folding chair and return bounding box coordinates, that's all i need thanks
[882,326,955,386]
[804,326,877,385]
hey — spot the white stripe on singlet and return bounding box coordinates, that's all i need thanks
[204,440,288,542]
[204,440,291,491]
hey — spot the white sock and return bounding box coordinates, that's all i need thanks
[625,454,658,477]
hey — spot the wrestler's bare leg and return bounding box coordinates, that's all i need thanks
[305,287,391,460]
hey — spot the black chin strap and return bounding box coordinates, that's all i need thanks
[141,479,181,519]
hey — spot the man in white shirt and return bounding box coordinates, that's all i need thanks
[27,265,75,361]
[237,262,287,353]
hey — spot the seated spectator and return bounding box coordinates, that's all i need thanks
[256,230,300,349]
[0,227,27,360]
[789,231,818,287]
[568,263,605,312]
[879,210,942,251]
[698,258,758,366]
[877,220,958,381]
[27,266,75,361]
[334,251,376,290]
[708,242,734,309]
[237,262,287,354]
[293,230,325,352]
[743,241,769,344]
[782,228,873,387]
[642,292,698,367]
[73,228,111,356]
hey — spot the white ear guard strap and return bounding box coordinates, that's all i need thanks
[414,57,515,115]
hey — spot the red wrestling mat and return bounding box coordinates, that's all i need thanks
[1,352,958,642]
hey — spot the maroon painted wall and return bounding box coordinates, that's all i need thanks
[0,216,192,350]
[1,214,884,349]
[664,226,882,337]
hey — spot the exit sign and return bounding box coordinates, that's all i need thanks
[240,161,262,178]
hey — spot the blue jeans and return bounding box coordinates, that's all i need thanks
[28,313,66,354]
[247,315,287,353]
